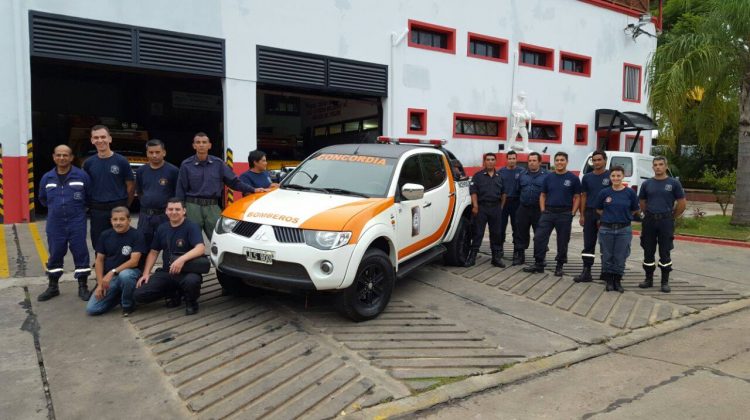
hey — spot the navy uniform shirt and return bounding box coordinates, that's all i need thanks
[176,155,255,199]
[239,170,272,189]
[517,168,547,206]
[581,170,611,208]
[542,172,582,207]
[470,169,504,204]
[83,153,133,203]
[151,219,204,268]
[95,228,147,273]
[39,166,91,221]
[136,163,179,210]
[499,167,523,198]
[638,177,685,214]
[595,187,639,224]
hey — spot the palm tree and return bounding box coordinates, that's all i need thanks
[647,0,750,225]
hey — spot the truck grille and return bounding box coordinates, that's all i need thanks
[221,252,311,280]
[232,221,261,237]
[273,226,304,243]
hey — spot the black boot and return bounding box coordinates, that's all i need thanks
[573,265,593,283]
[185,300,199,315]
[512,250,525,266]
[660,268,671,293]
[604,273,614,292]
[77,277,91,301]
[639,265,656,288]
[491,250,506,267]
[614,274,624,293]
[554,262,564,277]
[37,276,61,302]
[165,290,182,308]
[523,262,544,273]
[465,250,478,267]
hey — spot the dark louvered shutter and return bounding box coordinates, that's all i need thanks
[137,30,224,76]
[30,12,134,65]
[257,46,387,96]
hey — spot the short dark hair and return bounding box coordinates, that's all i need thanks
[610,165,626,175]
[483,152,496,161]
[193,132,209,140]
[592,150,607,160]
[111,206,130,217]
[506,150,517,157]
[653,156,668,164]
[166,197,185,208]
[146,139,166,150]
[90,124,110,135]
[248,150,267,169]
[554,151,568,161]
[528,152,541,162]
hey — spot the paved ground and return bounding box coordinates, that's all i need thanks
[1,209,748,419]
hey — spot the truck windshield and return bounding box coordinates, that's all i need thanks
[281,152,397,198]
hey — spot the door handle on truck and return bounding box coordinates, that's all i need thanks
[423,202,432,208]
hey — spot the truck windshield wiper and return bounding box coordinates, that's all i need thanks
[322,188,370,198]
[283,183,328,193]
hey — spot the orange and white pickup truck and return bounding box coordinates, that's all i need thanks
[210,141,472,320]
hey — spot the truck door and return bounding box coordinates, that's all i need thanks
[417,153,451,248]
[395,154,432,262]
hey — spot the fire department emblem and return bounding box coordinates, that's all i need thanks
[73,192,83,200]
[110,165,120,175]
[176,239,185,248]
[665,184,673,191]
[159,178,168,186]
[605,196,613,204]
[602,179,610,185]
[121,245,132,256]
[563,180,572,187]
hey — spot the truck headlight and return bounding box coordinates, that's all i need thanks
[215,216,239,235]
[304,230,352,250]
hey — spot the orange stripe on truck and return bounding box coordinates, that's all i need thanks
[221,190,273,220]
[300,197,394,244]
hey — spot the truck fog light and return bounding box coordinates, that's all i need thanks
[320,261,333,274]
[211,244,218,255]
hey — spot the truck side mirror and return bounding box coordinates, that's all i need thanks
[401,183,424,201]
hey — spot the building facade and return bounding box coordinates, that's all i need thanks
[0,0,657,223]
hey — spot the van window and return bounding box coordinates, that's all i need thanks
[637,158,654,179]
[610,157,633,177]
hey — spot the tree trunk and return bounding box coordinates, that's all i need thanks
[731,73,750,225]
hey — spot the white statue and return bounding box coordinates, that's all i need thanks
[510,92,536,153]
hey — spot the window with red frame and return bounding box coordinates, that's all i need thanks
[575,124,588,145]
[453,114,507,140]
[519,43,554,70]
[529,121,562,142]
[623,63,642,102]
[625,135,644,153]
[408,20,456,54]
[407,108,427,135]
[560,52,591,77]
[467,33,508,62]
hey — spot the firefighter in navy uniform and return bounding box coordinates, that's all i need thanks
[512,152,547,265]
[37,145,93,301]
[466,153,506,268]
[574,150,610,283]
[136,139,179,247]
[638,156,686,293]
[499,150,523,261]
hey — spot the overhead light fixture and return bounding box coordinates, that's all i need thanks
[624,15,656,41]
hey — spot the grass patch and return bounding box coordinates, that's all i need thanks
[632,215,750,241]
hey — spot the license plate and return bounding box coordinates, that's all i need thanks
[244,247,274,265]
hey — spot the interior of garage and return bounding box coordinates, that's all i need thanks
[30,59,224,212]
[256,88,382,166]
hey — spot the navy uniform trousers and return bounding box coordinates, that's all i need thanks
[580,207,601,267]
[471,203,503,253]
[640,212,675,272]
[533,208,574,264]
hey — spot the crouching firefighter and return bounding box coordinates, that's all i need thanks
[37,145,93,301]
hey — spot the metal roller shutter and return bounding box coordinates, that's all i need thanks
[137,30,225,76]
[328,59,387,96]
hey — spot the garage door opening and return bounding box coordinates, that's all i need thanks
[256,88,382,168]
[31,59,223,213]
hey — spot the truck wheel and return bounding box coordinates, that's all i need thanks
[444,215,471,266]
[337,249,394,322]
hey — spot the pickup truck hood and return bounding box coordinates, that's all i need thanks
[222,188,393,232]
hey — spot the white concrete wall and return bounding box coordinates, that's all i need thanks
[2,0,656,173]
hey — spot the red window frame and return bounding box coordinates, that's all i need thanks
[559,51,592,77]
[452,113,507,140]
[408,19,457,55]
[467,32,508,63]
[518,43,554,71]
[529,119,563,144]
[574,124,589,145]
[622,62,642,103]
[407,108,427,135]
[624,134,644,153]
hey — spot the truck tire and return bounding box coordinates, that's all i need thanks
[444,215,471,266]
[337,248,394,322]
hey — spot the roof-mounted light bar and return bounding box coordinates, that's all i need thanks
[377,136,447,146]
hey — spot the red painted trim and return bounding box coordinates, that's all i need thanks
[574,124,589,146]
[408,19,456,55]
[407,108,428,135]
[3,156,30,223]
[529,119,563,144]
[598,129,621,151]
[559,51,592,77]
[622,62,642,103]
[452,113,508,140]
[578,0,645,18]
[518,43,555,71]
[631,229,750,248]
[625,134,644,153]
[466,32,509,63]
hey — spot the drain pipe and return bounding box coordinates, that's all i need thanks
[389,29,409,136]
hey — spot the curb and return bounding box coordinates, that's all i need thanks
[631,229,750,248]
[347,297,750,419]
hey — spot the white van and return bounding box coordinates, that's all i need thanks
[580,151,657,194]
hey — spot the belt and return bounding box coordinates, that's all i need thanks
[645,212,673,220]
[521,202,539,208]
[89,200,127,210]
[186,196,219,206]
[506,196,519,201]
[479,200,501,206]
[545,206,572,213]
[141,207,166,216]
[601,222,631,229]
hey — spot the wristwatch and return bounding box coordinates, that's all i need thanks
[111,268,119,275]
